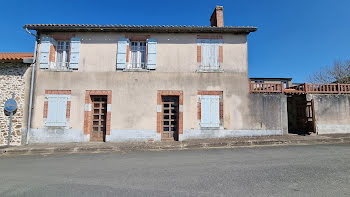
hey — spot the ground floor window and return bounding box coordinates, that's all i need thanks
[43,90,71,127]
[198,91,223,128]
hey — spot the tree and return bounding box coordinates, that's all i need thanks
[307,60,350,84]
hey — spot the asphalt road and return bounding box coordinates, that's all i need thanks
[0,144,349,197]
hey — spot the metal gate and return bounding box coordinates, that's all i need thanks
[161,96,179,141]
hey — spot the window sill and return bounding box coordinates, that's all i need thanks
[196,69,224,73]
[122,69,150,72]
[199,127,223,130]
[44,69,74,72]
[43,125,69,129]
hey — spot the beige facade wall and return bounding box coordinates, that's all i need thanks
[39,32,248,73]
[0,63,31,145]
[31,72,250,131]
[29,32,281,142]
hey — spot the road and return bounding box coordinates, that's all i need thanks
[0,144,350,197]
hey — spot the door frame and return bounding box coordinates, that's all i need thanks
[287,95,316,134]
[84,90,112,141]
[157,91,183,141]
[161,96,180,141]
[90,95,108,142]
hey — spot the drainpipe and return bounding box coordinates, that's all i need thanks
[25,28,39,145]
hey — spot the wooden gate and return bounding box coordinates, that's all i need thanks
[296,99,315,133]
[90,96,107,142]
[161,96,179,141]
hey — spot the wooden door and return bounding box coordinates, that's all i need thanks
[296,99,315,133]
[161,96,179,141]
[90,96,107,142]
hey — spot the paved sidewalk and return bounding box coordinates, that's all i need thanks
[1,134,350,156]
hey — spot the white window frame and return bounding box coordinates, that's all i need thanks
[200,95,221,128]
[254,80,264,89]
[281,80,289,88]
[44,94,70,127]
[128,41,147,69]
[50,40,70,71]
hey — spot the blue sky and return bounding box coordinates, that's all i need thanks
[1,0,349,82]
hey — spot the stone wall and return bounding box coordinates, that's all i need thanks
[0,63,30,145]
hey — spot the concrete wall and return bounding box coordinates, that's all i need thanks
[0,63,31,145]
[177,93,287,140]
[308,94,350,134]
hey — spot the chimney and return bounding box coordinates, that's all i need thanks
[210,6,224,27]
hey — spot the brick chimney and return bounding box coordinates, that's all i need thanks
[210,6,224,27]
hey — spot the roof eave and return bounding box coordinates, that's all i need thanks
[23,25,257,34]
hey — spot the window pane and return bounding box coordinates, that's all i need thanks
[129,41,146,69]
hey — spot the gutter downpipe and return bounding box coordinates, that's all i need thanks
[25,28,39,145]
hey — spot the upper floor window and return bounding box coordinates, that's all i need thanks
[117,38,157,71]
[129,41,146,69]
[54,41,70,70]
[197,37,223,72]
[281,80,289,88]
[39,37,81,71]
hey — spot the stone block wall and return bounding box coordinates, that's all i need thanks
[0,63,30,145]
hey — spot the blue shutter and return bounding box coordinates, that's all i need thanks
[46,95,68,127]
[210,95,220,127]
[200,39,221,70]
[147,38,157,70]
[56,95,68,126]
[211,39,219,69]
[201,39,210,68]
[200,95,220,127]
[69,37,81,70]
[201,95,211,127]
[40,37,51,69]
[46,95,57,126]
[117,38,128,69]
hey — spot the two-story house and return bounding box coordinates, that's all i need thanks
[23,6,288,144]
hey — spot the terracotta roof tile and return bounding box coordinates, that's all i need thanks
[24,24,257,33]
[0,53,34,62]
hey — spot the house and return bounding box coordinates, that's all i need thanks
[250,78,293,89]
[23,6,296,144]
[0,53,33,145]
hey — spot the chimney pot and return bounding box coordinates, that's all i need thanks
[210,6,224,27]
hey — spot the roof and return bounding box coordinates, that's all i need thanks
[24,24,257,34]
[0,53,34,62]
[250,77,293,81]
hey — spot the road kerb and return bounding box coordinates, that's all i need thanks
[1,137,350,157]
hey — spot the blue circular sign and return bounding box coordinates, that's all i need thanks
[5,99,17,112]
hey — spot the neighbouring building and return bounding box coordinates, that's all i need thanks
[0,53,33,145]
[250,78,293,89]
[250,80,350,135]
